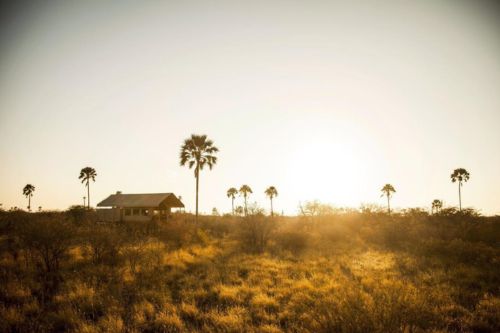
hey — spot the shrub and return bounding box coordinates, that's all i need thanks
[18,215,75,301]
[274,229,309,255]
[471,294,500,333]
[238,214,276,253]
[82,224,123,265]
[67,205,97,225]
[157,220,195,248]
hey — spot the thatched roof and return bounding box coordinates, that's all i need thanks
[97,193,184,208]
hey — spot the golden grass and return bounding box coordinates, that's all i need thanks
[0,212,499,332]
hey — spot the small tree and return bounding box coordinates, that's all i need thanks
[227,187,238,215]
[380,184,396,213]
[239,204,275,253]
[264,186,278,216]
[23,184,35,211]
[235,206,244,216]
[239,185,253,216]
[83,224,122,265]
[79,167,97,210]
[19,216,74,301]
[431,199,443,214]
[451,168,470,211]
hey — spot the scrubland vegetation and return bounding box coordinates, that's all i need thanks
[0,206,499,332]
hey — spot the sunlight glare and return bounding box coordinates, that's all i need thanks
[287,137,367,207]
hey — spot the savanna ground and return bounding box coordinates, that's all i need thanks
[0,206,499,332]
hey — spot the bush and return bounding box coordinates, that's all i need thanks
[157,220,195,248]
[472,294,500,333]
[238,213,276,253]
[18,215,75,301]
[82,224,123,265]
[67,205,97,224]
[274,229,309,255]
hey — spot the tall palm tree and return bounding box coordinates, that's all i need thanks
[79,167,97,210]
[227,187,238,215]
[180,134,219,222]
[23,184,35,211]
[239,185,253,216]
[431,199,443,214]
[451,168,470,211]
[264,186,278,216]
[380,184,396,213]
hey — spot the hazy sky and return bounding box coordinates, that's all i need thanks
[1,0,499,215]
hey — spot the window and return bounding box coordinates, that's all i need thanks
[124,209,131,216]
[143,209,149,215]
[132,208,140,215]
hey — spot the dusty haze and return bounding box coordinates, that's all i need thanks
[1,0,499,214]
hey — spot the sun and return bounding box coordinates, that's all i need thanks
[286,137,366,207]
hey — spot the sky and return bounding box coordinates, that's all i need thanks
[1,0,499,215]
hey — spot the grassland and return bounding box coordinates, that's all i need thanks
[0,208,499,332]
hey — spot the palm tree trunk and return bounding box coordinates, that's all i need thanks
[387,195,390,214]
[231,197,234,215]
[28,195,31,211]
[195,164,199,222]
[270,197,274,217]
[87,180,90,210]
[458,182,462,211]
[244,196,247,216]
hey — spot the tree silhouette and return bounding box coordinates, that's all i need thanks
[180,134,219,222]
[227,187,238,215]
[451,168,470,211]
[234,206,244,216]
[23,184,35,211]
[431,199,443,214]
[239,185,253,216]
[264,186,278,216]
[380,184,396,213]
[79,167,97,210]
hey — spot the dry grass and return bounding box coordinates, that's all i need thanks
[0,209,499,332]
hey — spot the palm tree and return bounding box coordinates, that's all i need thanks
[264,186,278,216]
[79,167,97,210]
[227,187,238,215]
[380,184,396,213]
[23,184,35,211]
[239,185,253,216]
[451,168,470,211]
[180,134,219,222]
[431,199,443,214]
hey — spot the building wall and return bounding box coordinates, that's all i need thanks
[97,207,172,222]
[122,207,153,222]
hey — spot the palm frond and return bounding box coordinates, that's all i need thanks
[180,134,218,177]
[265,186,278,198]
